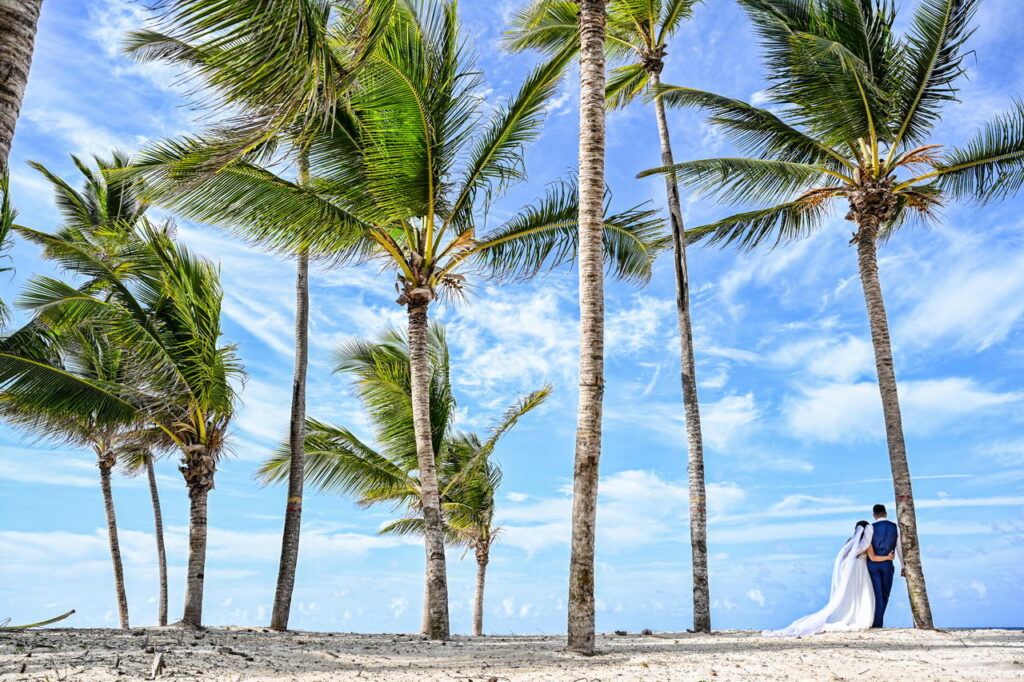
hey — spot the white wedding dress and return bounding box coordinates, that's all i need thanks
[763,524,876,637]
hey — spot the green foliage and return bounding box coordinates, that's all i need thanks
[640,0,1024,248]
[257,324,549,547]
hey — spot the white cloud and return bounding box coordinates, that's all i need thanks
[784,378,1022,443]
[771,334,875,382]
[747,588,766,607]
[21,109,132,156]
[702,393,760,450]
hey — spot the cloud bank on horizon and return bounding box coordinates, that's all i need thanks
[0,0,1021,633]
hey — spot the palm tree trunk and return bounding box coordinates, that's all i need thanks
[179,443,215,628]
[98,451,129,629]
[407,299,449,640]
[854,220,933,629]
[472,548,488,637]
[144,454,168,627]
[270,238,310,631]
[649,70,711,633]
[420,542,430,635]
[0,0,43,173]
[567,0,607,657]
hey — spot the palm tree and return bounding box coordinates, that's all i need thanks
[257,324,549,637]
[120,449,170,626]
[124,0,396,632]
[23,153,171,626]
[563,0,610,655]
[1,222,242,628]
[128,0,664,640]
[0,324,147,629]
[0,0,44,173]
[443,433,505,637]
[505,0,712,633]
[642,0,1024,629]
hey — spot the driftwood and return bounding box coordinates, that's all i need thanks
[0,609,75,630]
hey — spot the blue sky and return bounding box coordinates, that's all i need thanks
[1,0,1022,633]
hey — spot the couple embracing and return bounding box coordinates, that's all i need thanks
[765,504,904,637]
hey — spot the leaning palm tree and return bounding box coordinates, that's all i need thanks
[257,325,550,636]
[505,0,712,632]
[0,0,44,173]
[642,0,1024,629]
[1,222,242,627]
[0,324,150,629]
[124,0,396,632]
[128,0,664,641]
[22,153,171,626]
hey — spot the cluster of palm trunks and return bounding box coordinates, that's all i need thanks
[1,0,1021,656]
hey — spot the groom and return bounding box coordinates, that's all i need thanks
[868,503,903,628]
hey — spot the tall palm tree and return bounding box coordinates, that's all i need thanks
[0,0,44,173]
[1,222,242,628]
[257,325,549,637]
[128,0,664,640]
[564,0,610,656]
[0,324,148,629]
[642,0,1024,629]
[505,0,712,632]
[124,0,396,632]
[23,153,171,626]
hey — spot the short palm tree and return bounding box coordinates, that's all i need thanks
[124,0,396,632]
[129,0,664,640]
[0,323,148,629]
[642,0,1024,628]
[0,222,242,628]
[257,325,550,636]
[505,0,713,632]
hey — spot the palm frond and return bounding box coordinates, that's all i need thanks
[687,194,838,251]
[906,100,1024,203]
[888,0,979,151]
[638,157,837,205]
[470,179,668,285]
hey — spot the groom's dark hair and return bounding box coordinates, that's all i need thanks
[873,504,887,516]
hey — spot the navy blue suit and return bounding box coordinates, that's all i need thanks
[868,519,898,627]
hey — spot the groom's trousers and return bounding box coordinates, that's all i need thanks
[867,560,895,628]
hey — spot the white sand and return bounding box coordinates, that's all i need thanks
[1,627,1021,681]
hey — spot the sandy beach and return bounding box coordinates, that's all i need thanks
[0,627,1020,681]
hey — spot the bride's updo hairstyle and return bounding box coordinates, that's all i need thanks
[855,520,869,531]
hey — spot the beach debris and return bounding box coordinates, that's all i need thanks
[614,630,628,636]
[150,651,165,680]
[641,628,653,635]
[0,609,75,630]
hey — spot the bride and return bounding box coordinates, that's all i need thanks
[764,521,894,637]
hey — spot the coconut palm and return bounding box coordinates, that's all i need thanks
[438,433,504,637]
[21,153,172,626]
[257,324,549,637]
[0,221,242,628]
[642,0,1024,629]
[128,0,664,640]
[505,0,712,632]
[0,323,149,629]
[119,448,170,626]
[0,0,44,173]
[560,0,611,656]
[124,0,396,632]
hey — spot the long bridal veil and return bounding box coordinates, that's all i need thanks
[763,524,873,637]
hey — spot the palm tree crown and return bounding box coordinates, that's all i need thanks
[640,0,1024,244]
